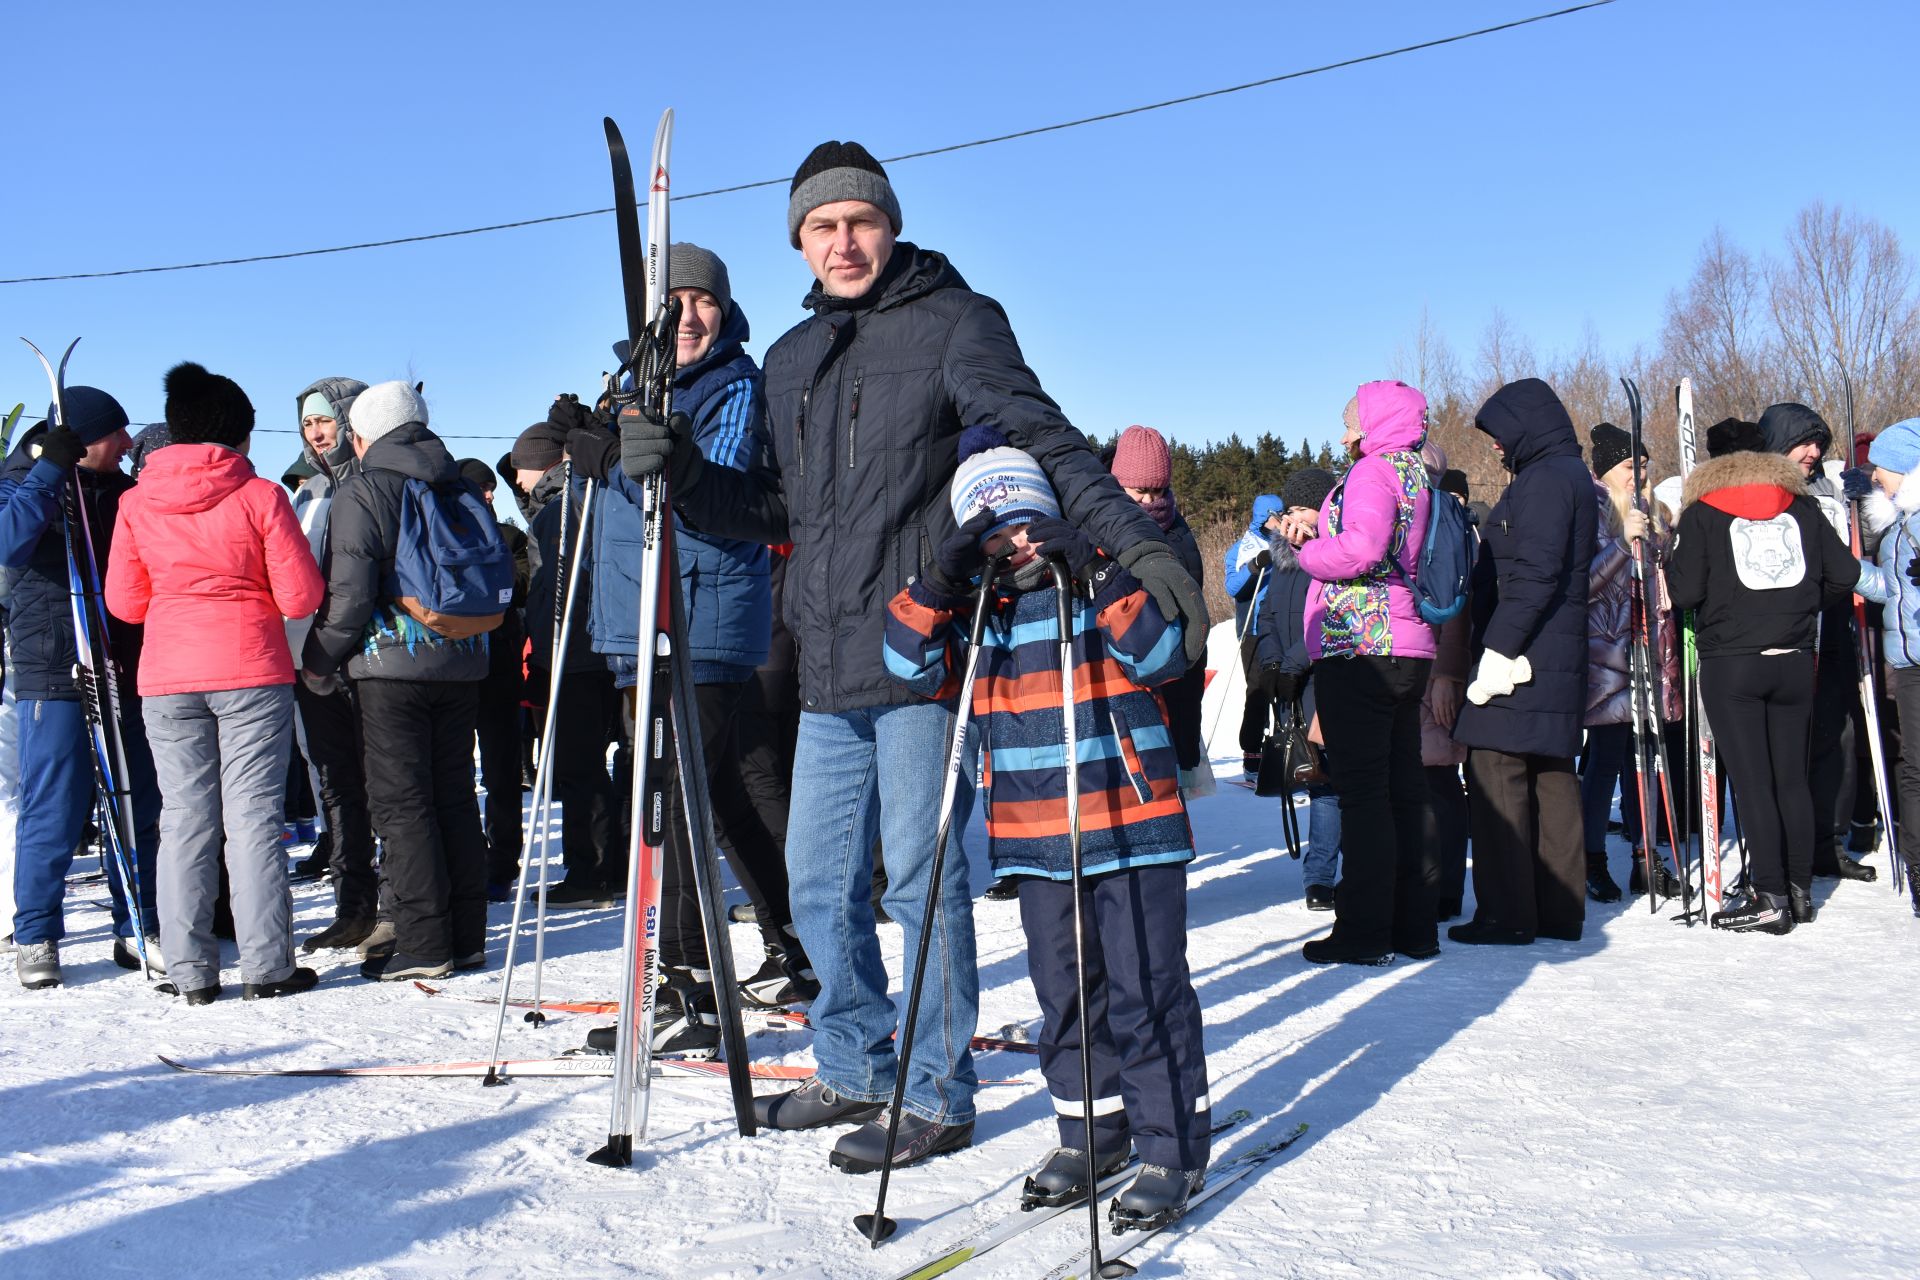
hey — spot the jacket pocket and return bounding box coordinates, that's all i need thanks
[1106,703,1154,805]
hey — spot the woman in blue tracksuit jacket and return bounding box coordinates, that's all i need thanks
[566,247,812,1038]
[1851,415,1920,916]
[1224,494,1284,776]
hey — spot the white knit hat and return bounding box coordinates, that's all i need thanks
[350,381,428,446]
[949,424,1060,537]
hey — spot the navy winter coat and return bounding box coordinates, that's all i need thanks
[1452,379,1596,759]
[0,428,142,701]
[593,303,772,686]
[668,243,1164,713]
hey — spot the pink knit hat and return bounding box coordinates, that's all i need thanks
[1110,424,1171,489]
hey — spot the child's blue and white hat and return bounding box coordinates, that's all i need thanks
[949,424,1061,539]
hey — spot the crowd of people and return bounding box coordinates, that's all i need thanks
[3,135,1917,1226]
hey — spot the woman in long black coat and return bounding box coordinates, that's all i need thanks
[1450,378,1597,945]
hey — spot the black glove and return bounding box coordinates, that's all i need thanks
[566,428,619,482]
[548,394,595,435]
[1907,552,1920,591]
[1119,543,1210,664]
[1256,664,1301,704]
[1252,548,1273,571]
[617,404,704,491]
[35,426,84,470]
[1841,466,1873,502]
[1023,515,1098,582]
[926,509,999,598]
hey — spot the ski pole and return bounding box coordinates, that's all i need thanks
[482,473,594,1083]
[1201,564,1266,759]
[858,555,1003,1248]
[1053,555,1107,1277]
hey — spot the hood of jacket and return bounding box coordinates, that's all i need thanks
[129,443,257,513]
[1355,380,1428,457]
[1681,448,1807,519]
[1247,493,1284,531]
[1759,401,1831,456]
[296,377,367,478]
[1474,377,1581,473]
[801,242,967,318]
[358,421,459,485]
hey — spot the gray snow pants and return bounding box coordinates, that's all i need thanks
[144,684,296,990]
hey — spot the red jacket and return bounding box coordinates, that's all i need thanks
[106,444,325,696]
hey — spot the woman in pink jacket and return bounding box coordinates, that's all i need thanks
[106,363,325,1004]
[1278,379,1438,966]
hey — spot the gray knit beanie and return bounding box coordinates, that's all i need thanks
[669,242,732,319]
[786,141,901,248]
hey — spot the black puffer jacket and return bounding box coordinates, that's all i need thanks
[672,243,1163,712]
[300,423,489,683]
[1452,379,1597,759]
[0,428,142,701]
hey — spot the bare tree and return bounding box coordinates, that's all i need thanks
[1660,226,1776,423]
[1390,305,1465,413]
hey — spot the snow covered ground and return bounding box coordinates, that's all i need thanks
[4,621,1917,1278]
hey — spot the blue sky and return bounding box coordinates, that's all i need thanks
[7,1,1916,513]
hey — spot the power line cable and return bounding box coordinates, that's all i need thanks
[1,2,1616,286]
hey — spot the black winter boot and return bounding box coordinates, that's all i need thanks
[1813,844,1878,882]
[1907,864,1920,919]
[1629,853,1682,898]
[1787,883,1816,924]
[1585,852,1622,903]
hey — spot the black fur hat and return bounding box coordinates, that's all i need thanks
[164,362,254,447]
[1706,417,1765,458]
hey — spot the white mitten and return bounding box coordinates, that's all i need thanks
[1466,649,1532,706]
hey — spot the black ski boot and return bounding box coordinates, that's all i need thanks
[1109,1164,1204,1232]
[739,928,819,1009]
[1813,842,1877,882]
[1585,852,1622,903]
[1787,883,1816,924]
[581,967,719,1057]
[1711,890,1793,934]
[1629,854,1682,898]
[1021,1145,1130,1210]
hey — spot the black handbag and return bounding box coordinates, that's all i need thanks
[1255,700,1325,797]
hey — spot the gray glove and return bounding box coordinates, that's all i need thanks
[617,403,703,492]
[1118,542,1210,664]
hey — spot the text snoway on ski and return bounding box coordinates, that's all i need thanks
[589,107,757,1169]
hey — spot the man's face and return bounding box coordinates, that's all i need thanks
[983,521,1037,569]
[1787,438,1824,477]
[797,200,896,300]
[303,413,338,454]
[79,428,131,473]
[673,287,725,366]
[514,466,547,494]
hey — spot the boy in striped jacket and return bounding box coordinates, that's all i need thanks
[884,425,1212,1219]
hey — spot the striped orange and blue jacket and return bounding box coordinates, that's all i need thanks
[884,562,1195,880]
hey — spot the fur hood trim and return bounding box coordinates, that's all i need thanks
[1680,450,1807,510]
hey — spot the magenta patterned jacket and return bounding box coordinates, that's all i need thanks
[1300,380,1437,661]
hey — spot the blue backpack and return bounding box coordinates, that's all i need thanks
[390,478,515,639]
[1394,479,1477,624]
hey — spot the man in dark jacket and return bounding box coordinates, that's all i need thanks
[617,142,1206,1170]
[0,390,161,988]
[301,382,490,982]
[1450,378,1598,946]
[459,456,527,900]
[288,377,384,951]
[1759,402,1876,883]
[571,242,812,1062]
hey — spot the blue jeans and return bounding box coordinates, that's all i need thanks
[1303,790,1341,889]
[13,697,160,943]
[786,701,979,1124]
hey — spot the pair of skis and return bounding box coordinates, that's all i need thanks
[20,337,157,975]
[589,109,757,1165]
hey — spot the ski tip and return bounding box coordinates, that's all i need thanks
[853,1213,898,1246]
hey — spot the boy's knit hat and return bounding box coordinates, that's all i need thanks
[949,424,1060,537]
[350,381,428,446]
[669,242,732,319]
[1109,424,1171,489]
[509,421,567,473]
[164,361,255,448]
[787,140,901,248]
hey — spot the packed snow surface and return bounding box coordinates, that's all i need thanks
[4,624,1916,1278]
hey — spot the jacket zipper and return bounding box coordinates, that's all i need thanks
[846,375,863,469]
[796,381,811,481]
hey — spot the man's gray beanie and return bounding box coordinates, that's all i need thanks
[669,242,732,319]
[786,140,901,248]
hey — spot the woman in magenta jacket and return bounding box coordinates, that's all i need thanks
[1279,379,1438,966]
[105,363,325,1004]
